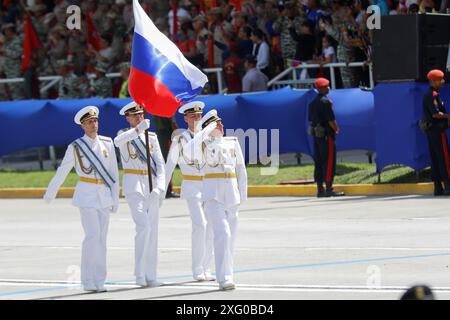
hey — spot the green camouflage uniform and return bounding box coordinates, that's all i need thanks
[324,22,356,88]
[58,73,89,99]
[32,16,49,43]
[91,76,112,98]
[2,35,25,100]
[272,16,304,60]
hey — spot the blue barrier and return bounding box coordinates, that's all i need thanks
[374,82,450,172]
[1,84,449,172]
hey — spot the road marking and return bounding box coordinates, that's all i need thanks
[1,251,449,297]
[2,280,450,296]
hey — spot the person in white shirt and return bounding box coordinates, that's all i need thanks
[164,101,214,282]
[43,106,120,293]
[113,102,166,288]
[168,0,192,38]
[321,36,337,63]
[186,109,248,291]
[250,28,271,77]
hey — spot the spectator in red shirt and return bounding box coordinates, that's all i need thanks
[175,28,197,63]
[223,42,242,93]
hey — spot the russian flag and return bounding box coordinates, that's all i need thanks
[129,0,208,117]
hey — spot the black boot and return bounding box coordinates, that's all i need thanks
[325,183,345,197]
[443,182,450,196]
[317,183,326,198]
[165,184,180,198]
[434,181,444,196]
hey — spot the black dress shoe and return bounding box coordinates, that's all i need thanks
[165,191,180,198]
[443,190,450,196]
[434,189,444,196]
[326,190,345,197]
[317,192,327,198]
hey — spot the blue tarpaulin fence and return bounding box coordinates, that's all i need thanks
[0,84,449,172]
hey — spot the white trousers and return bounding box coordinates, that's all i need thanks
[204,200,239,283]
[185,197,214,276]
[79,208,110,288]
[126,192,159,281]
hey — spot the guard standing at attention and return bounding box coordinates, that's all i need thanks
[421,69,450,196]
[308,77,345,197]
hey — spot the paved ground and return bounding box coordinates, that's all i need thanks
[0,195,449,300]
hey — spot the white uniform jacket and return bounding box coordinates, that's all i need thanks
[165,129,204,200]
[114,128,165,197]
[44,134,120,210]
[201,136,248,207]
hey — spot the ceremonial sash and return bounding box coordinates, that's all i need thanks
[130,136,157,177]
[73,138,115,189]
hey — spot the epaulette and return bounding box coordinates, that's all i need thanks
[117,128,128,135]
[172,134,182,142]
[224,136,237,140]
[147,131,156,137]
[99,135,112,143]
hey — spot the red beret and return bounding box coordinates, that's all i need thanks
[427,69,444,81]
[314,77,330,88]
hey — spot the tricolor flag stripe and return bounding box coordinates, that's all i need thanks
[131,33,203,101]
[130,0,208,117]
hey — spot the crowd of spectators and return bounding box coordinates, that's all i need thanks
[0,0,448,101]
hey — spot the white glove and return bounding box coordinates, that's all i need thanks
[110,204,119,213]
[149,189,160,204]
[136,119,150,134]
[159,192,165,208]
[195,119,217,133]
[204,121,218,135]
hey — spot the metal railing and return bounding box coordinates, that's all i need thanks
[0,73,122,95]
[268,61,374,90]
[0,68,228,96]
[203,67,227,94]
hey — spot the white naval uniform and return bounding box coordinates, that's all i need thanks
[114,128,165,282]
[203,136,247,284]
[190,132,247,285]
[44,134,120,289]
[165,129,214,277]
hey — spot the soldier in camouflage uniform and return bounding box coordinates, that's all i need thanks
[272,1,305,62]
[93,0,112,34]
[90,62,112,98]
[29,4,49,43]
[56,60,89,99]
[67,28,89,76]
[0,24,25,100]
[321,18,356,88]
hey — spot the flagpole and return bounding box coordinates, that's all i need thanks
[145,113,153,193]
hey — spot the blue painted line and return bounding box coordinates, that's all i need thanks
[0,286,66,297]
[233,252,450,274]
[1,251,449,298]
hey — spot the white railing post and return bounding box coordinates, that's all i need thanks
[216,69,224,94]
[202,67,227,94]
[369,63,375,89]
[49,145,57,169]
[267,61,373,90]
[40,77,62,94]
[329,65,336,89]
